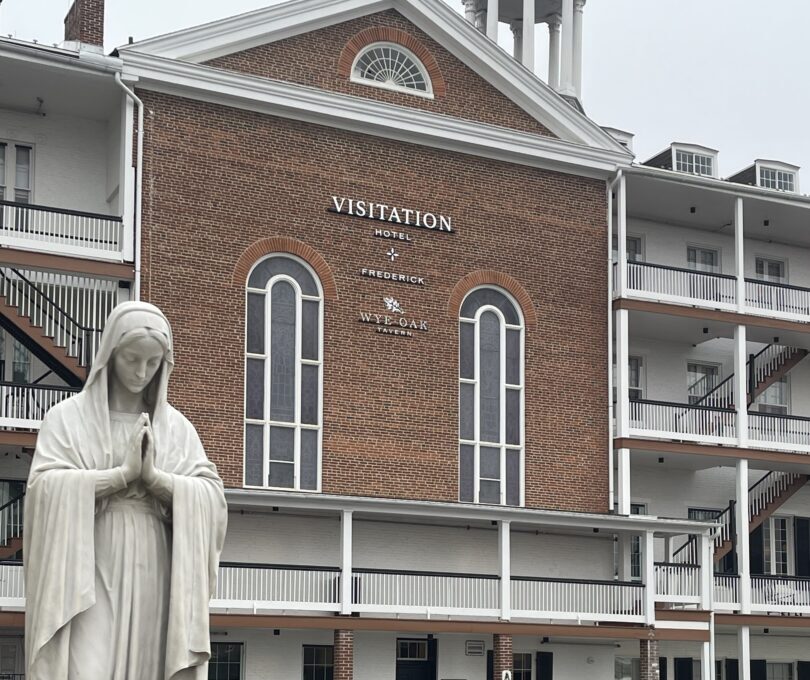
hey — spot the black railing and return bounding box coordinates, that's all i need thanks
[0,198,123,222]
[629,260,736,280]
[744,277,810,293]
[0,381,81,423]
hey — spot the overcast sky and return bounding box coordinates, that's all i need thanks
[1,0,807,181]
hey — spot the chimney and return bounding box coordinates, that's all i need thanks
[64,0,104,50]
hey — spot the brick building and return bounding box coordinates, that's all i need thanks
[1,0,810,678]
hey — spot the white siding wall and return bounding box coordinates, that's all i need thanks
[0,109,114,215]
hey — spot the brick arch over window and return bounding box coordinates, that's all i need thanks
[448,271,537,327]
[337,27,447,97]
[232,236,338,299]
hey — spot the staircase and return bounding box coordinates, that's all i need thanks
[0,491,24,560]
[689,343,808,410]
[0,265,115,384]
[673,471,808,564]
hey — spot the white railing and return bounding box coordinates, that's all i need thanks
[746,279,810,320]
[749,471,803,519]
[0,494,23,549]
[748,413,810,452]
[0,562,24,607]
[212,564,341,612]
[654,563,701,604]
[627,262,736,309]
[753,345,799,387]
[511,577,644,622]
[0,382,80,429]
[0,200,123,261]
[0,266,117,366]
[629,399,737,444]
[353,569,500,616]
[714,574,740,610]
[751,575,810,614]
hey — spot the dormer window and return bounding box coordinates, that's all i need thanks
[759,166,795,192]
[351,43,433,98]
[675,149,713,177]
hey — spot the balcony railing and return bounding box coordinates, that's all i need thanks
[0,382,80,429]
[745,278,810,320]
[748,412,810,453]
[511,576,644,623]
[0,199,124,261]
[629,398,737,444]
[626,261,736,310]
[714,574,740,610]
[751,575,810,613]
[352,568,500,616]
[654,563,701,604]
[0,562,24,607]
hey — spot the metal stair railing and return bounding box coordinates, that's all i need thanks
[0,490,24,549]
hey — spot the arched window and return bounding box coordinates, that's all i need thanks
[458,287,524,506]
[350,42,433,97]
[245,255,322,491]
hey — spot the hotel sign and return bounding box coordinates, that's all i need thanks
[329,196,453,233]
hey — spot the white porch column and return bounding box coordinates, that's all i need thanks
[664,536,674,562]
[734,324,748,448]
[486,0,499,41]
[340,510,353,615]
[510,21,523,61]
[736,459,751,614]
[701,641,713,680]
[616,173,628,296]
[734,196,745,312]
[121,98,136,263]
[572,0,585,98]
[521,0,534,69]
[559,0,575,95]
[642,530,655,625]
[738,625,751,680]
[700,533,713,611]
[616,303,631,516]
[547,14,561,89]
[498,520,511,620]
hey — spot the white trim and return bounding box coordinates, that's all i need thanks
[120,51,628,179]
[116,0,631,153]
[350,41,434,98]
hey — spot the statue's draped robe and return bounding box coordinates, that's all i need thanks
[23,303,227,680]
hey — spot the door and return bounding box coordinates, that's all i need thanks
[0,638,22,677]
[674,657,693,680]
[396,638,436,680]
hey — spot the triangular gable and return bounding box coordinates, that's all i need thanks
[119,0,630,153]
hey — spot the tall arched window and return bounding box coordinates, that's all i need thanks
[458,287,524,506]
[245,255,323,491]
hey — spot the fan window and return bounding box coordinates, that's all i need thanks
[351,42,433,97]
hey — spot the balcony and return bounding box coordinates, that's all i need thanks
[0,561,648,624]
[0,201,124,262]
[748,412,810,453]
[654,562,702,606]
[629,399,737,446]
[714,574,810,615]
[0,382,80,430]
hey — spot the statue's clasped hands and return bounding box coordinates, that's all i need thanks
[121,413,160,488]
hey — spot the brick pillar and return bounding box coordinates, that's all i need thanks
[334,629,354,680]
[640,639,660,680]
[64,0,105,46]
[493,634,513,679]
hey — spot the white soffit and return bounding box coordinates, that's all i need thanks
[118,0,631,154]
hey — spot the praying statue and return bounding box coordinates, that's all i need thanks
[24,301,228,680]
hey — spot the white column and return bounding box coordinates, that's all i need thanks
[699,533,713,611]
[701,641,712,680]
[617,449,630,515]
[734,325,748,448]
[463,0,476,23]
[617,534,632,581]
[559,0,575,95]
[510,21,522,61]
[736,459,751,614]
[734,196,745,312]
[642,530,655,625]
[616,173,628,296]
[521,0,534,69]
[572,0,585,98]
[547,14,561,89]
[664,536,674,562]
[498,520,511,620]
[121,98,136,262]
[616,308,630,436]
[340,510,353,615]
[738,625,751,680]
[486,0,499,41]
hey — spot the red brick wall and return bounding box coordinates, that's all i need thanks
[640,640,660,680]
[492,634,513,678]
[64,0,104,46]
[333,629,353,680]
[205,10,554,138]
[138,88,609,514]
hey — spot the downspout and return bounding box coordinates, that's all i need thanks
[114,72,143,300]
[607,169,622,512]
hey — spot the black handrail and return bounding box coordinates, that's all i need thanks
[748,410,810,423]
[751,573,810,583]
[0,267,90,331]
[745,277,810,293]
[654,561,700,569]
[511,575,643,587]
[354,567,499,580]
[692,343,777,408]
[0,491,24,514]
[630,397,734,413]
[0,198,123,222]
[628,260,736,280]
[219,561,340,572]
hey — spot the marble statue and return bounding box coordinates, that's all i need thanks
[24,301,228,680]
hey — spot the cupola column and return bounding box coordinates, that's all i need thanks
[486,0,499,40]
[559,0,575,95]
[573,0,586,97]
[510,21,523,60]
[547,14,562,89]
[521,0,535,69]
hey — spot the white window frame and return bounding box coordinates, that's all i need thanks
[755,375,790,416]
[766,662,794,680]
[755,255,788,284]
[0,140,35,204]
[675,150,714,177]
[459,286,525,507]
[396,639,428,661]
[763,515,793,576]
[759,165,797,193]
[350,42,434,98]
[686,361,722,405]
[628,355,645,401]
[686,244,721,274]
[244,255,324,493]
[612,234,644,263]
[671,144,718,178]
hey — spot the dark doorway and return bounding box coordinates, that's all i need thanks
[396,638,437,680]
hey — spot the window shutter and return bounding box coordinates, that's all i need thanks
[725,659,739,680]
[674,658,693,680]
[750,524,765,574]
[750,660,767,680]
[795,517,810,577]
[660,656,667,680]
[536,651,553,679]
[486,650,493,680]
